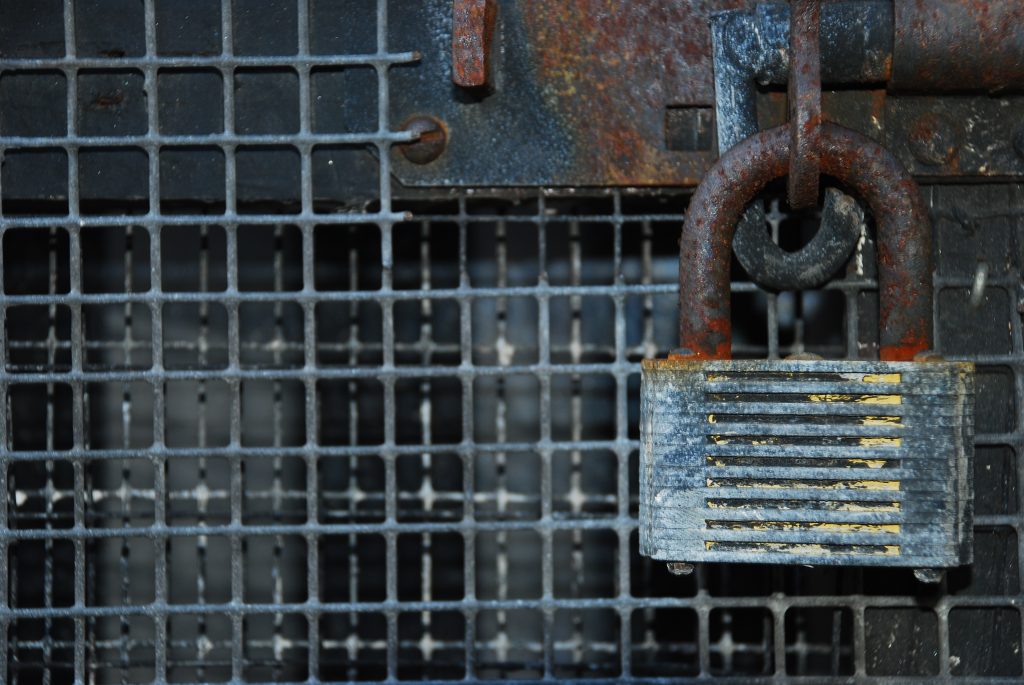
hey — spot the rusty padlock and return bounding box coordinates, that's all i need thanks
[640,124,974,574]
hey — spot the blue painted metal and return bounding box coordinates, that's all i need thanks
[641,358,975,567]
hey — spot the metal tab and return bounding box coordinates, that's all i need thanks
[640,358,975,567]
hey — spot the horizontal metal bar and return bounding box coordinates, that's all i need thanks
[0,131,417,147]
[0,439,639,461]
[0,53,419,69]
[0,517,639,540]
[3,594,1022,620]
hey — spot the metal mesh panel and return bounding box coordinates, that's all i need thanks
[1,1,1023,683]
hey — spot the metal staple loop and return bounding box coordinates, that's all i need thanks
[725,0,861,291]
[787,0,822,210]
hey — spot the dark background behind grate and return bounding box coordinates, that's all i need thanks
[1,0,1023,683]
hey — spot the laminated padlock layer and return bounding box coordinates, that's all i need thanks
[640,358,974,567]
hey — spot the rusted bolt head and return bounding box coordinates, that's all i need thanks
[908,112,961,167]
[399,116,447,165]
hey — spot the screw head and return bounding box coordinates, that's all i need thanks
[907,112,961,167]
[913,568,944,584]
[666,562,695,576]
[399,116,447,165]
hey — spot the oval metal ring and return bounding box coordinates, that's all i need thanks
[678,123,932,362]
[731,186,862,292]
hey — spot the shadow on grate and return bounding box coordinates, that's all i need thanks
[5,183,1022,682]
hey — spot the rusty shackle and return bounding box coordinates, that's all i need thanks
[678,123,932,362]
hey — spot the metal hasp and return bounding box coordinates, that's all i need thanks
[640,123,976,570]
[714,1,892,290]
[712,0,1024,290]
[711,0,1024,161]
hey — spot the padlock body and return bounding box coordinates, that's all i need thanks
[640,358,974,567]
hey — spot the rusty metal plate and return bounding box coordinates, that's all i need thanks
[640,358,975,567]
[389,1,1024,189]
[388,0,747,187]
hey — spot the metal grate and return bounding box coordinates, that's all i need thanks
[1,1,1023,683]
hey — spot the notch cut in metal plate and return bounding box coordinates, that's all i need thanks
[640,358,975,567]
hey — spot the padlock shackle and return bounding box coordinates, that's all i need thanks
[678,123,932,362]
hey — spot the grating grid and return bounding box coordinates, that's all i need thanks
[0,0,1023,683]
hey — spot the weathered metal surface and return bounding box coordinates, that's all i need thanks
[906,111,961,167]
[712,2,893,152]
[679,123,932,362]
[2,1,1021,205]
[718,2,890,287]
[388,0,747,187]
[452,0,496,88]
[388,0,1024,189]
[385,0,1024,188]
[883,96,1024,178]
[732,188,864,292]
[716,0,1023,291]
[786,0,822,209]
[640,358,975,567]
[892,0,1024,92]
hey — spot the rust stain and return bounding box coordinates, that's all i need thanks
[677,124,932,360]
[521,0,746,185]
[452,0,497,88]
[880,342,928,362]
[893,0,1024,92]
[92,91,125,109]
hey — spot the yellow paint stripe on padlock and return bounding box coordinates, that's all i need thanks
[862,373,901,383]
[847,458,889,468]
[704,541,901,556]
[859,437,902,447]
[706,520,900,534]
[706,456,894,468]
[861,415,903,427]
[706,478,900,491]
[807,393,902,404]
[705,499,901,512]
